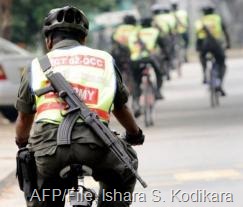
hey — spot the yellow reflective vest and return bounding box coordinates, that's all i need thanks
[153,14,170,37]
[129,27,160,61]
[112,24,139,47]
[195,14,223,40]
[154,13,176,34]
[31,46,117,124]
[173,10,188,34]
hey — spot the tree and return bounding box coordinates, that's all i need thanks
[0,0,12,39]
[10,0,116,49]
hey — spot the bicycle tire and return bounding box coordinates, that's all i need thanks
[209,65,220,108]
[142,76,155,127]
[174,42,184,78]
[210,88,219,107]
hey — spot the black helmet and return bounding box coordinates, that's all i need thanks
[170,0,179,8]
[43,6,89,37]
[123,15,136,25]
[140,17,152,28]
[201,4,215,14]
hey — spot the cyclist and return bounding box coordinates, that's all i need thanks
[195,4,230,95]
[111,15,139,87]
[15,5,145,207]
[128,17,164,117]
[151,4,176,38]
[151,4,175,79]
[170,0,190,62]
[112,15,139,49]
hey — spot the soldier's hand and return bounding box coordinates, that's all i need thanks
[15,137,28,149]
[125,128,145,146]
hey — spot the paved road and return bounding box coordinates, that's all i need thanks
[0,58,242,206]
[132,58,243,207]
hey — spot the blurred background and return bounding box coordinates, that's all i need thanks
[0,0,243,207]
[1,0,243,50]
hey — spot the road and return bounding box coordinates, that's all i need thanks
[0,57,242,207]
[132,57,243,207]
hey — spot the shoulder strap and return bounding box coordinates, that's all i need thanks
[202,23,215,41]
[38,55,52,73]
[137,31,150,53]
[173,12,186,30]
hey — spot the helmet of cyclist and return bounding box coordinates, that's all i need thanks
[140,17,152,28]
[170,0,179,10]
[123,15,137,25]
[201,4,215,15]
[151,4,170,15]
[43,5,89,38]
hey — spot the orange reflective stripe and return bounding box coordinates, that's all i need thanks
[36,102,67,116]
[36,103,110,121]
[90,108,110,121]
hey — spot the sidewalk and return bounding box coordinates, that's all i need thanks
[0,115,16,188]
[0,114,26,206]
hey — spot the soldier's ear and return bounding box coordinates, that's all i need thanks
[45,37,53,51]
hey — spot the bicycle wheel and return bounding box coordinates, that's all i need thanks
[210,87,219,107]
[173,45,181,77]
[209,65,220,108]
[141,76,155,127]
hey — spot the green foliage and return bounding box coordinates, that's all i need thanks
[11,0,116,48]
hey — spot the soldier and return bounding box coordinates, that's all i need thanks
[112,15,139,50]
[128,17,165,116]
[170,0,190,62]
[15,5,145,207]
[195,4,230,95]
[111,15,139,91]
[151,3,174,80]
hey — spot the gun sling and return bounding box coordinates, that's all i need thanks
[39,55,72,145]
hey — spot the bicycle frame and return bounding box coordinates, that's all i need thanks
[206,55,221,107]
[139,63,156,127]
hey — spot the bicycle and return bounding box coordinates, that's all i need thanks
[60,164,97,207]
[135,62,156,127]
[206,54,221,108]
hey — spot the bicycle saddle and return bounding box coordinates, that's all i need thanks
[59,164,93,179]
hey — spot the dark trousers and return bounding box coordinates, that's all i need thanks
[181,32,189,49]
[198,38,226,83]
[131,56,163,100]
[26,141,138,207]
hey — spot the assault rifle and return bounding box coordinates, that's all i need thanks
[35,55,147,188]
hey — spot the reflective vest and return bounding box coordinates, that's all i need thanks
[160,13,176,33]
[173,10,188,34]
[31,46,117,124]
[153,14,170,36]
[112,24,139,47]
[129,27,159,61]
[195,14,223,40]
